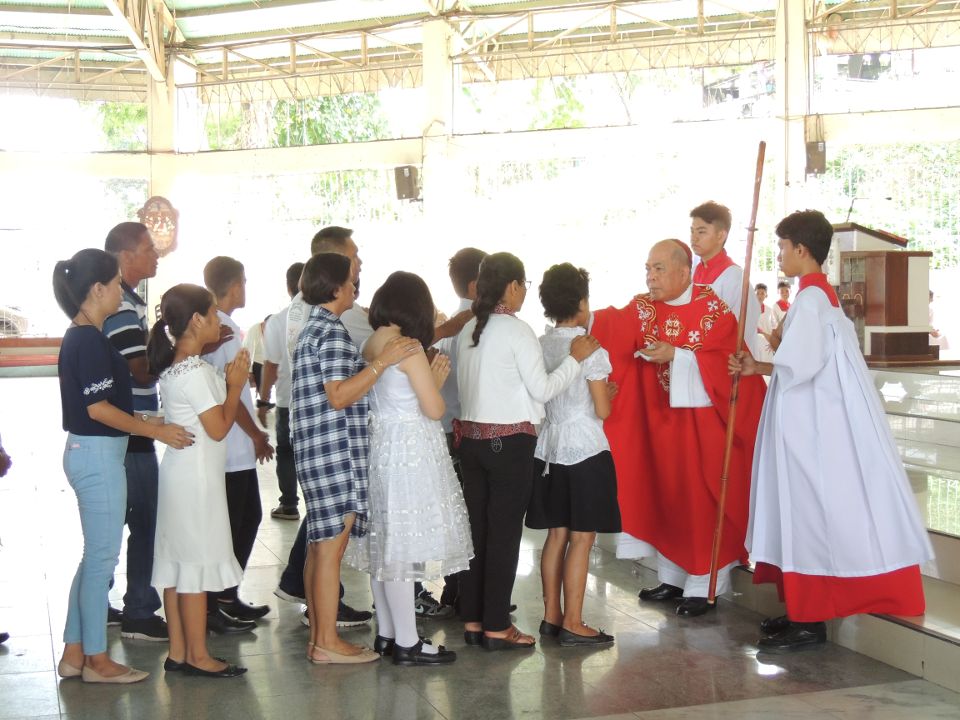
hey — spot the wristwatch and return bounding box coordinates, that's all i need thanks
[256,399,275,409]
[140,413,150,423]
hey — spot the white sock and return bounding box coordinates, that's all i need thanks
[370,578,394,639]
[384,580,438,654]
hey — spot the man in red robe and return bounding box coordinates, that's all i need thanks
[592,239,766,617]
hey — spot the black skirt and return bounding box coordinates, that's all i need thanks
[525,450,621,533]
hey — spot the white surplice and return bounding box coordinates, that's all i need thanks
[755,303,776,363]
[747,284,934,577]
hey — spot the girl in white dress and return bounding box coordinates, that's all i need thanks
[358,271,473,666]
[146,283,250,679]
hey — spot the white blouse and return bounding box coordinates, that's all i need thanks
[457,313,580,425]
[535,326,612,466]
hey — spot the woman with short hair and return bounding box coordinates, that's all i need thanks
[291,253,421,664]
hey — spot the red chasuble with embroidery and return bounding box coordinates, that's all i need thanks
[592,286,766,574]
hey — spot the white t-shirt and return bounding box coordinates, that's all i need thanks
[243,321,266,364]
[201,310,256,472]
[286,292,372,358]
[437,297,472,433]
[263,306,291,408]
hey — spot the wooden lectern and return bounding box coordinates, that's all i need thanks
[829,223,935,365]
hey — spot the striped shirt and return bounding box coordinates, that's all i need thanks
[102,281,158,452]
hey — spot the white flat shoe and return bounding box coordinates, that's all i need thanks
[81,665,149,684]
[57,659,82,679]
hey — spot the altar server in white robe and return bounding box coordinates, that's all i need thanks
[754,283,776,363]
[729,209,934,653]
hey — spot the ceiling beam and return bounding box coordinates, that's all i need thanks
[102,0,166,83]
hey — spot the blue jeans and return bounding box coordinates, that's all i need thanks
[122,451,162,619]
[62,434,128,655]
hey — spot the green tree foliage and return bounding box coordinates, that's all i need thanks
[273,93,389,147]
[813,141,960,268]
[529,77,586,130]
[96,102,147,151]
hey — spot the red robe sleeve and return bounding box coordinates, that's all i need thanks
[592,303,652,538]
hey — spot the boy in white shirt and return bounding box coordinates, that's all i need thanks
[202,256,275,633]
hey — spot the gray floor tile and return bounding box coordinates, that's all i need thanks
[4,376,960,720]
[0,671,61,719]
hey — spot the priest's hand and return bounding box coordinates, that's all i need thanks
[644,341,675,364]
[570,334,601,361]
[606,381,619,401]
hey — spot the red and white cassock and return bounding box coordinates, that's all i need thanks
[748,273,934,621]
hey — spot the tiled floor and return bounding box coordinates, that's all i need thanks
[2,376,959,720]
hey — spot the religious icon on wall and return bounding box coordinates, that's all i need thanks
[137,196,179,257]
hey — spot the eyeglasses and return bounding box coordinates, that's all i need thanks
[521,280,532,289]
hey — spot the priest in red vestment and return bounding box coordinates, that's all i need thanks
[591,239,766,617]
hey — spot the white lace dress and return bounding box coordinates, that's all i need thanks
[151,356,243,593]
[349,365,473,582]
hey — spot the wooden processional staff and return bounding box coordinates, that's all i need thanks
[707,140,766,604]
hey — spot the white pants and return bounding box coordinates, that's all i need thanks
[656,553,737,598]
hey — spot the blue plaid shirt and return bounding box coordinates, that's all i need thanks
[291,305,368,540]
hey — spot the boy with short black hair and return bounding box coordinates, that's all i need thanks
[202,256,276,633]
[730,210,933,652]
[689,201,761,357]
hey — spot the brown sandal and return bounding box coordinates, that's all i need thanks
[481,626,536,651]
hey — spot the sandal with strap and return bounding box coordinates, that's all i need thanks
[481,626,536,651]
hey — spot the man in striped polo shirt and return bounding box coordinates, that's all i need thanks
[102,222,168,641]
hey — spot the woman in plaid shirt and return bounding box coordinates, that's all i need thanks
[291,253,420,665]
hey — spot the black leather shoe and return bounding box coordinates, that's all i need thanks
[182,662,248,678]
[538,620,561,637]
[165,656,226,672]
[558,628,615,647]
[760,615,791,636]
[373,635,396,656]
[374,635,431,656]
[218,598,269,621]
[676,597,716,617]
[207,609,256,635]
[464,630,483,646]
[638,583,684,602]
[757,622,827,653]
[393,640,456,666]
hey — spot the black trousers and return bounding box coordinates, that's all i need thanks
[440,432,465,607]
[275,407,299,508]
[458,433,536,632]
[209,468,262,608]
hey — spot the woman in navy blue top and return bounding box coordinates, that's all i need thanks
[53,248,193,685]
